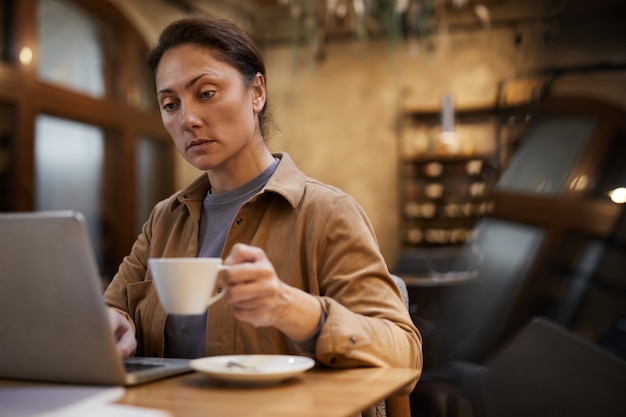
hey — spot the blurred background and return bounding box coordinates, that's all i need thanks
[1,1,625,415]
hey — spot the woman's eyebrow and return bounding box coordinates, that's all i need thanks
[157,73,218,96]
[185,73,218,89]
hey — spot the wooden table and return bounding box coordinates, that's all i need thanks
[118,367,420,417]
[401,271,478,287]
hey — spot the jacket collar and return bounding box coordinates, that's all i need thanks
[170,152,305,213]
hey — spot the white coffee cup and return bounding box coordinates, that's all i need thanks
[148,257,230,315]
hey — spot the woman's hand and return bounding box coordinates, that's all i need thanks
[107,307,137,358]
[223,243,322,342]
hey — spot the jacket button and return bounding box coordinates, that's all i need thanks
[217,287,223,293]
[236,218,243,225]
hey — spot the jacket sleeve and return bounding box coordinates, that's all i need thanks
[103,199,160,310]
[103,200,171,356]
[310,194,422,378]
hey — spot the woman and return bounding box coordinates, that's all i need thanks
[105,15,421,374]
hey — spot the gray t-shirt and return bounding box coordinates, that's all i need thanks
[164,159,280,359]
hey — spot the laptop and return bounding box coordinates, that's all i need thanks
[0,211,191,386]
[470,317,626,417]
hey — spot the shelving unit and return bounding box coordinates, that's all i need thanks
[400,155,495,248]
[394,103,532,278]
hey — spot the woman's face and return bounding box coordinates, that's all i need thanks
[155,43,265,171]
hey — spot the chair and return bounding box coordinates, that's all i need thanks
[392,274,410,309]
[406,218,546,417]
[375,275,413,417]
[386,395,412,417]
[467,318,626,417]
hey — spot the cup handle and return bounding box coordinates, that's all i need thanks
[207,265,231,305]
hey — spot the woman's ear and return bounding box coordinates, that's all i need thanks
[251,73,266,113]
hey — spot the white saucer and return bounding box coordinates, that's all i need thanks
[190,354,316,385]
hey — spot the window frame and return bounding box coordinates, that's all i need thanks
[0,0,174,275]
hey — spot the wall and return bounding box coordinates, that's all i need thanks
[237,27,538,267]
[264,42,403,265]
[116,0,626,268]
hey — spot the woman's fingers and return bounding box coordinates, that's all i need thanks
[106,308,137,358]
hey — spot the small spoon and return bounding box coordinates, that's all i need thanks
[226,360,260,372]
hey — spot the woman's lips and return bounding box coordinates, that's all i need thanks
[187,139,214,151]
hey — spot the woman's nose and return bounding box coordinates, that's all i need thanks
[180,102,203,129]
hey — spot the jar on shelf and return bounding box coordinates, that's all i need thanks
[409,125,431,158]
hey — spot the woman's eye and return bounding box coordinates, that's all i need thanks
[200,90,215,100]
[162,102,178,112]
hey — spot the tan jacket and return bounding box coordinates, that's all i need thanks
[104,153,422,376]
